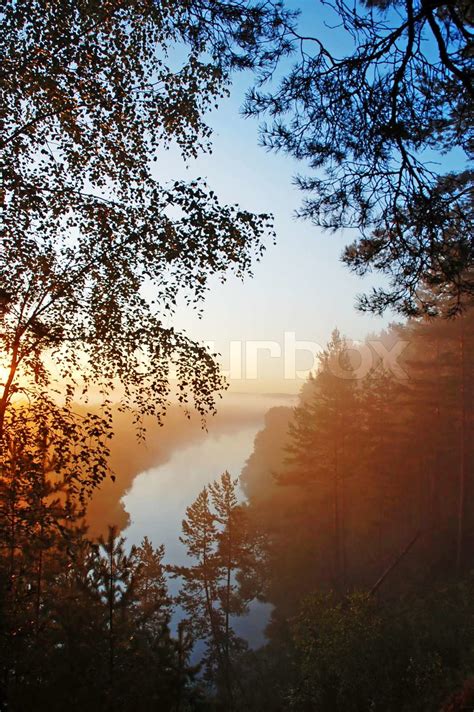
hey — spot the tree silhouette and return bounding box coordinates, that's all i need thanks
[1,0,295,435]
[175,472,259,708]
[282,330,360,590]
[245,0,473,317]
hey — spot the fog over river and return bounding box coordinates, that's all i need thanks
[121,393,294,647]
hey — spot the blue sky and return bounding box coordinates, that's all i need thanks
[154,1,399,393]
[155,86,391,391]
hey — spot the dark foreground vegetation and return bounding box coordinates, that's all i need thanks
[1,312,473,710]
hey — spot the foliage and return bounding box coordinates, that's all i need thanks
[0,0,295,434]
[245,0,473,316]
[175,472,261,709]
[243,310,474,613]
[288,581,474,711]
[0,523,190,711]
[1,3,473,709]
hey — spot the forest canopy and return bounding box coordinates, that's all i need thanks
[0,315,472,710]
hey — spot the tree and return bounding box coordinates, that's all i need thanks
[0,396,110,708]
[288,584,474,712]
[281,330,360,591]
[245,0,473,317]
[242,313,473,618]
[1,520,194,712]
[96,528,127,687]
[27,536,107,712]
[101,534,183,711]
[1,0,295,439]
[208,471,258,704]
[132,536,171,634]
[175,473,259,708]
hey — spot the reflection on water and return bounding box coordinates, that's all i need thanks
[123,426,257,564]
[122,417,276,647]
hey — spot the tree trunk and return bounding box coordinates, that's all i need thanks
[333,442,341,590]
[456,316,466,575]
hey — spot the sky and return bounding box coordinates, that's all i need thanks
[151,2,393,395]
[120,1,394,580]
[116,1,454,631]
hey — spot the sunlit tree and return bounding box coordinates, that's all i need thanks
[282,330,360,590]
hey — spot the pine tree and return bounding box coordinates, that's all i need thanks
[282,330,360,591]
[176,473,259,708]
